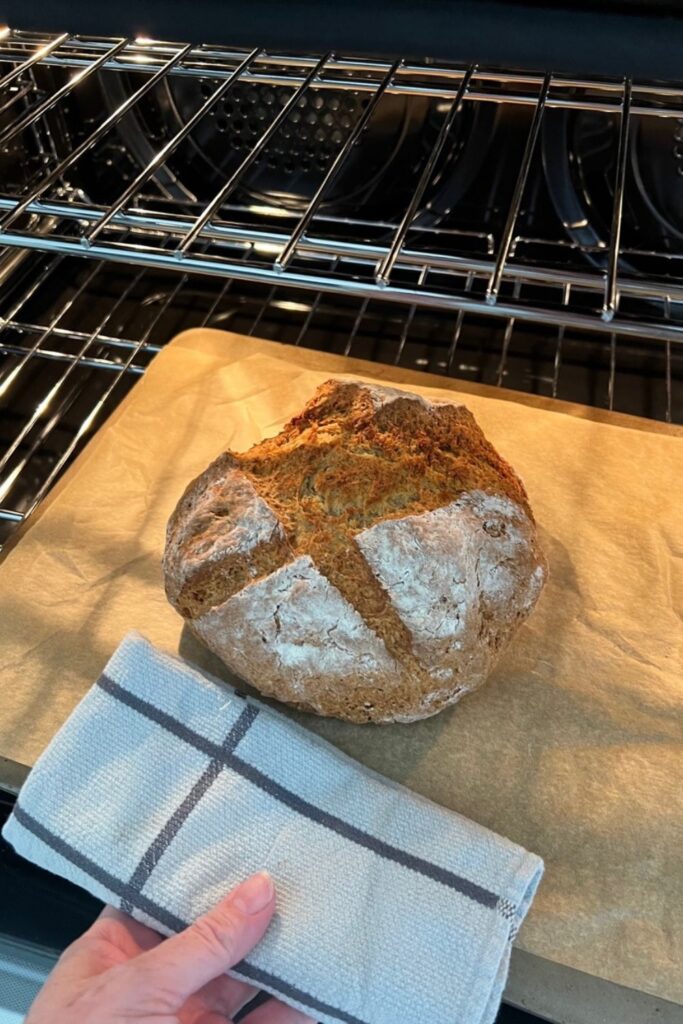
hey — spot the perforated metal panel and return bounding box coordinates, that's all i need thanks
[0,936,55,1023]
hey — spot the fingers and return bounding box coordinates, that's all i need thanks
[96,905,165,953]
[196,974,258,1017]
[50,906,164,987]
[128,872,275,1010]
[243,999,317,1024]
[98,905,127,920]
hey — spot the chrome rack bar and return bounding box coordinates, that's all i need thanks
[294,293,323,346]
[394,302,418,365]
[495,280,522,385]
[199,278,234,328]
[0,37,129,150]
[84,47,261,245]
[343,297,370,356]
[0,246,34,295]
[0,196,497,280]
[4,227,683,344]
[4,33,678,96]
[0,44,193,233]
[6,192,683,307]
[249,282,278,336]
[0,253,64,331]
[0,260,103,398]
[21,271,188,525]
[0,375,89,509]
[6,37,683,115]
[552,284,571,397]
[394,265,429,363]
[2,321,150,354]
[486,73,551,303]
[275,60,400,270]
[0,338,145,374]
[19,67,679,115]
[602,78,632,322]
[446,272,475,373]
[181,243,254,330]
[376,66,474,284]
[294,258,340,344]
[475,90,675,116]
[0,31,70,91]
[0,268,145,475]
[0,83,33,118]
[177,52,332,254]
[198,244,257,326]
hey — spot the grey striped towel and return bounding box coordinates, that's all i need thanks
[3,633,543,1024]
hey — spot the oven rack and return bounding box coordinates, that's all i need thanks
[0,249,679,550]
[1,30,683,347]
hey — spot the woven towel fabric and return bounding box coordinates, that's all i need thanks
[3,633,543,1024]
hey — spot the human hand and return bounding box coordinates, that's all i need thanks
[26,871,313,1024]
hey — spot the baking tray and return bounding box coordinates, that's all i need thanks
[0,329,681,1010]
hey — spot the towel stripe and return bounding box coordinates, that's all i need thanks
[11,802,186,932]
[98,672,219,756]
[122,704,259,910]
[229,750,499,907]
[234,961,369,1024]
[10,802,367,1024]
[97,672,500,910]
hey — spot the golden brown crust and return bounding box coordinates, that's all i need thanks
[172,537,291,620]
[169,380,530,622]
[246,380,531,528]
[163,379,546,722]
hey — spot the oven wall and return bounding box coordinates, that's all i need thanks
[3,1,683,79]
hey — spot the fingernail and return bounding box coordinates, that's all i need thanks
[230,871,274,915]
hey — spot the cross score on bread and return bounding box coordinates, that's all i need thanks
[163,380,546,723]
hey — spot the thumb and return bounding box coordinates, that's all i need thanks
[129,871,275,1009]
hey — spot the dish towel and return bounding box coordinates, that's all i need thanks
[3,632,543,1024]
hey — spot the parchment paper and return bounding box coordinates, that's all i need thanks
[0,330,681,1003]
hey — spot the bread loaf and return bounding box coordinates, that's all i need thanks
[163,379,546,723]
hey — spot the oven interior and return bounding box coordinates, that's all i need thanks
[0,28,682,552]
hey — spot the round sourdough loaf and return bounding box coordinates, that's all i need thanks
[163,379,546,723]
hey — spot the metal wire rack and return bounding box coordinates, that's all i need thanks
[2,29,683,342]
[0,26,682,549]
[0,249,679,549]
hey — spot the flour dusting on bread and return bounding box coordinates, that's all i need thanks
[164,378,546,722]
[192,554,399,714]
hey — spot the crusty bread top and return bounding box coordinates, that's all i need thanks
[164,379,532,652]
